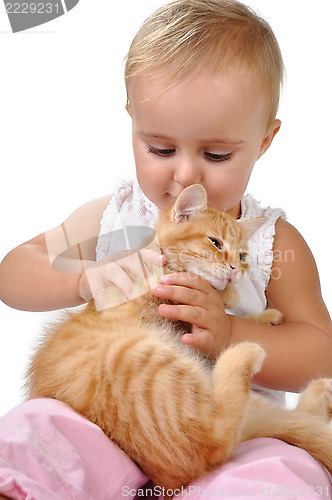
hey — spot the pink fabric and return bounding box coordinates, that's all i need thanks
[0,399,148,499]
[0,399,331,500]
[180,439,332,499]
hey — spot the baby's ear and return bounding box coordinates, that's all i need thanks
[173,184,208,222]
[239,217,267,240]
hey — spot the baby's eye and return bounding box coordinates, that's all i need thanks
[204,152,232,162]
[148,146,175,157]
[208,237,224,250]
[239,252,247,262]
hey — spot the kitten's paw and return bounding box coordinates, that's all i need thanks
[297,378,332,420]
[220,285,239,309]
[245,308,283,325]
[244,342,266,376]
[317,379,332,416]
[325,380,332,406]
[226,342,266,377]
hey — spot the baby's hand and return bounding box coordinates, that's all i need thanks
[152,273,231,358]
[79,247,166,311]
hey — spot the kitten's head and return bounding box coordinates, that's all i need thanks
[155,184,264,291]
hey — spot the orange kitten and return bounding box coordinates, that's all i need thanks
[27,185,332,490]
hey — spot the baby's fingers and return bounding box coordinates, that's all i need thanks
[85,261,134,300]
[140,247,167,265]
[158,303,206,327]
[182,329,219,358]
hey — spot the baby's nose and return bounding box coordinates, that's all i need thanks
[174,161,202,187]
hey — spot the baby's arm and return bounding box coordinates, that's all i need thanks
[241,218,332,390]
[0,194,165,312]
[0,196,110,311]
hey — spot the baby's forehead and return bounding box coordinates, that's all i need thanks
[128,67,271,139]
[128,64,267,105]
[127,62,275,129]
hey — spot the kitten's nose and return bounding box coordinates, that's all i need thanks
[229,263,240,276]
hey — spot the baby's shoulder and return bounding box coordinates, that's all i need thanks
[273,219,312,260]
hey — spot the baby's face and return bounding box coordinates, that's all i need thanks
[127,67,280,215]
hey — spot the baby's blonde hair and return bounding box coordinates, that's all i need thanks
[125,0,284,125]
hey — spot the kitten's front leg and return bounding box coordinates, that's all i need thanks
[209,342,266,464]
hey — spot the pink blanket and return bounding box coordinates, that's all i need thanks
[0,399,331,499]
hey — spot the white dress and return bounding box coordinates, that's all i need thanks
[96,180,286,404]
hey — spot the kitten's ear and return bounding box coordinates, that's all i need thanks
[239,217,267,239]
[173,184,208,222]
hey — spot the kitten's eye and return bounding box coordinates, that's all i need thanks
[208,237,223,250]
[239,252,247,262]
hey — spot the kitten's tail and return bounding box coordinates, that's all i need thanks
[240,399,332,474]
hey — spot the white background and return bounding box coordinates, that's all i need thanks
[0,1,331,415]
